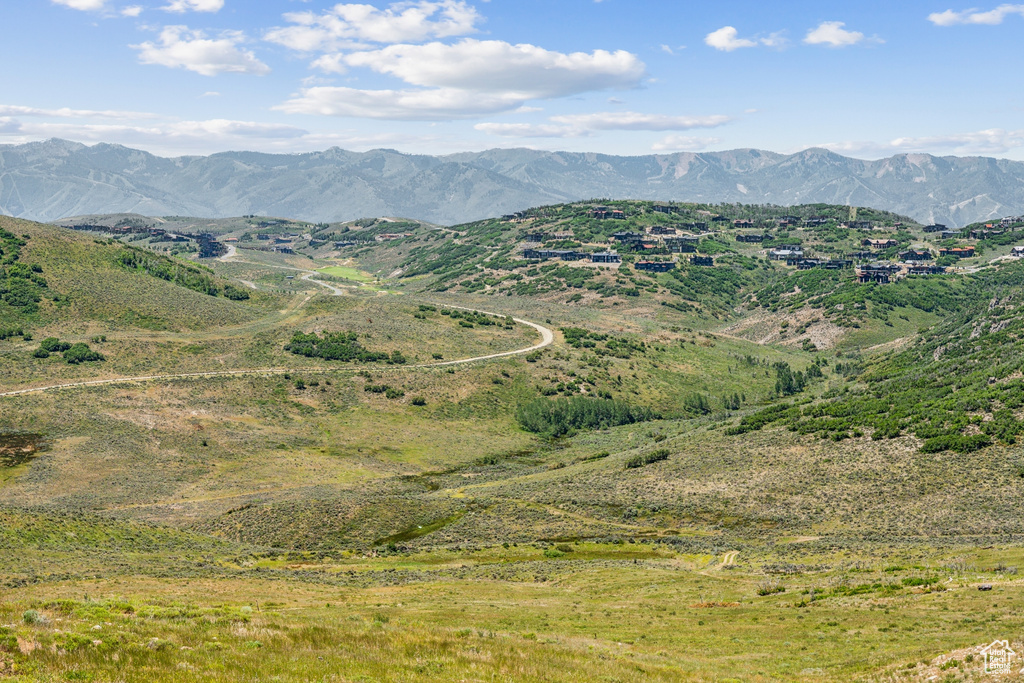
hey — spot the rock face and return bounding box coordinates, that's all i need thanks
[2,139,1023,226]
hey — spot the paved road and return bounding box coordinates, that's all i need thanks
[0,310,554,398]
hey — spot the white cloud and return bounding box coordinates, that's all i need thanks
[819,128,1024,157]
[277,86,526,120]
[122,5,143,16]
[133,26,270,76]
[51,0,107,11]
[652,135,721,152]
[803,21,868,47]
[474,122,585,138]
[340,40,645,97]
[705,26,758,51]
[475,111,731,139]
[265,0,481,52]
[0,105,158,119]
[282,40,645,120]
[162,0,224,12]
[928,4,1024,25]
[549,111,731,131]
[705,26,787,51]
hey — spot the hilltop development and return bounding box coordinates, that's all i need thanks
[2,199,1024,681]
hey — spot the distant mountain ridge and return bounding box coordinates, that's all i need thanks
[2,139,1024,227]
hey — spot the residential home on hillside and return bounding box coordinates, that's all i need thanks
[523,232,547,242]
[924,224,947,233]
[733,219,754,228]
[856,263,900,283]
[590,251,621,263]
[804,217,830,227]
[770,248,803,260]
[899,249,933,261]
[690,255,714,266]
[649,225,677,235]
[939,246,975,258]
[736,233,771,243]
[612,231,645,244]
[906,264,946,275]
[663,236,697,253]
[635,260,676,272]
[864,238,897,249]
[1012,246,1024,257]
[651,204,677,214]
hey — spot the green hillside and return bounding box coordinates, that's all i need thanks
[3,206,1024,681]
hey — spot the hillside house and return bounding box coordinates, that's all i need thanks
[907,264,946,275]
[864,238,897,249]
[733,219,754,228]
[635,260,676,272]
[856,263,899,284]
[664,237,697,253]
[1013,246,1024,257]
[789,258,819,269]
[523,232,547,242]
[590,251,621,263]
[522,249,583,261]
[778,215,801,227]
[805,217,830,227]
[971,228,1005,239]
[649,225,677,235]
[940,230,962,239]
[923,223,947,233]
[690,255,714,267]
[770,248,803,260]
[588,207,611,219]
[939,246,975,258]
[899,249,933,261]
[652,204,677,214]
[736,233,771,243]
[611,210,626,220]
[612,231,645,244]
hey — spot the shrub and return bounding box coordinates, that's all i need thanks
[625,449,670,469]
[63,343,104,364]
[39,337,71,353]
[411,397,427,406]
[516,397,657,438]
[23,610,47,625]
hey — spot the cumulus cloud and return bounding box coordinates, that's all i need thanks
[705,26,759,51]
[122,5,143,16]
[51,0,108,10]
[928,4,1024,25]
[0,105,158,119]
[265,0,481,52]
[276,86,526,120]
[281,40,646,120]
[133,26,270,76]
[549,111,730,131]
[162,0,224,12]
[803,21,869,47]
[705,26,787,51]
[340,40,645,97]
[652,135,721,152]
[474,122,586,138]
[819,128,1024,157]
[474,111,730,138]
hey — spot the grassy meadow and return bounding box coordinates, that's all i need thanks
[2,214,1024,680]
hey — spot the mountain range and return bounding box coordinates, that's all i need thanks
[2,138,1024,227]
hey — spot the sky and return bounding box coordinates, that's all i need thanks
[1,0,1023,159]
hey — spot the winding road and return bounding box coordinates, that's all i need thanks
[0,310,554,399]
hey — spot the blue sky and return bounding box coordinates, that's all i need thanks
[2,0,1023,158]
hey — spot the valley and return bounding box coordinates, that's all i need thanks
[2,200,1024,681]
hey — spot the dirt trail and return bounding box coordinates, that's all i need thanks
[0,311,554,398]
